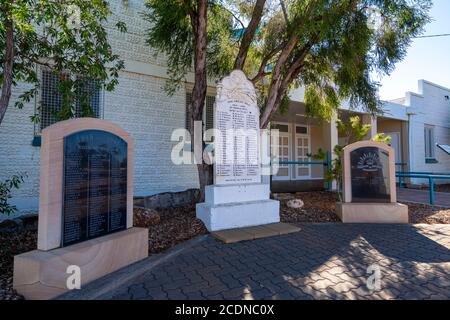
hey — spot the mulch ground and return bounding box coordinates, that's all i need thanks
[134,204,208,254]
[0,229,37,300]
[2,191,450,300]
[278,192,341,223]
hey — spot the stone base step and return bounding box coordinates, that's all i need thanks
[13,227,148,300]
[211,223,301,244]
[196,199,280,232]
[336,202,409,223]
[205,183,270,205]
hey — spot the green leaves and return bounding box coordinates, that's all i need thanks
[143,0,430,124]
[372,132,392,144]
[143,0,234,95]
[0,173,27,216]
[336,116,372,144]
[0,0,127,123]
[310,115,392,200]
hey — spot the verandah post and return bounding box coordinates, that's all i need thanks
[325,150,332,191]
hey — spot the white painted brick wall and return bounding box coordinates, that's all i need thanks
[407,81,450,184]
[0,0,199,217]
[104,72,199,196]
[0,82,40,216]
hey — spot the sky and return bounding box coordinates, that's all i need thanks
[377,0,450,100]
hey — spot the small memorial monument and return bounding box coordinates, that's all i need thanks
[13,118,148,300]
[336,141,408,223]
[196,70,280,231]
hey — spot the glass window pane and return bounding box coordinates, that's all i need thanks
[273,124,289,132]
[296,126,307,134]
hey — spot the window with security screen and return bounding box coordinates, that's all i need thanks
[185,92,216,150]
[185,92,215,133]
[39,70,101,131]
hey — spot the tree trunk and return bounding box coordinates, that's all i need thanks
[0,15,14,127]
[190,0,210,202]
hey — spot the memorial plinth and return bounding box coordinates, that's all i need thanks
[337,141,408,223]
[13,227,148,300]
[197,183,280,231]
[13,118,148,300]
[196,70,280,231]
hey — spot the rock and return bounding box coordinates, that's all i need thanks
[287,199,304,209]
[133,189,200,210]
[133,207,161,228]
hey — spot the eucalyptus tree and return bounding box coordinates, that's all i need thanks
[145,0,431,199]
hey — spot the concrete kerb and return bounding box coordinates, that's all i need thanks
[55,235,209,300]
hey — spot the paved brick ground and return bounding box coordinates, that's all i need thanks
[104,224,450,300]
[397,188,450,207]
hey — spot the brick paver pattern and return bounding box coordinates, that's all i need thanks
[109,224,450,300]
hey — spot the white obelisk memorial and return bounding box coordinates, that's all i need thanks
[196,70,280,231]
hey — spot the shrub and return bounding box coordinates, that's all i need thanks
[0,173,27,215]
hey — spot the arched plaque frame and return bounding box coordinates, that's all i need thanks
[342,141,396,203]
[38,118,134,251]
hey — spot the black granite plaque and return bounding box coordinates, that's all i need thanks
[350,147,390,203]
[62,130,127,247]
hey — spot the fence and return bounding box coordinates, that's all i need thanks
[271,159,450,206]
[396,172,450,206]
[272,151,332,191]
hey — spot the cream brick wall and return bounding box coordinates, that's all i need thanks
[0,81,41,216]
[104,72,199,197]
[0,0,200,217]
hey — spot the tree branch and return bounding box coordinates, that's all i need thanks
[260,34,320,129]
[279,0,289,25]
[234,0,266,70]
[281,35,319,88]
[259,34,299,127]
[251,41,285,84]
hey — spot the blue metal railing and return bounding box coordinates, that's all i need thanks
[271,151,332,190]
[396,172,450,206]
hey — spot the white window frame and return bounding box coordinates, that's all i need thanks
[294,124,311,180]
[424,125,436,160]
[271,122,291,181]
